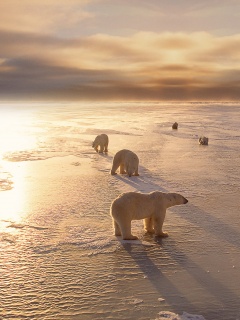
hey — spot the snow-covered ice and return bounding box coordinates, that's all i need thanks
[0,102,239,320]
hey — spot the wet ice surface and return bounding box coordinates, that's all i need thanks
[0,102,240,320]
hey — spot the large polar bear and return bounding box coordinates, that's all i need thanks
[110,191,188,240]
[92,134,109,153]
[111,149,139,177]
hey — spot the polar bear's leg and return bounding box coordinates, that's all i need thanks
[111,160,119,175]
[120,163,126,174]
[94,145,98,153]
[153,210,168,237]
[113,220,121,236]
[99,144,104,153]
[104,144,108,153]
[118,220,138,240]
[144,217,154,233]
[134,167,139,176]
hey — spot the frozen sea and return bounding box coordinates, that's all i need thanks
[0,102,239,320]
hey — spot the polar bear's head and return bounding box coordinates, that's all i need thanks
[162,192,188,208]
[126,156,139,177]
[92,136,98,148]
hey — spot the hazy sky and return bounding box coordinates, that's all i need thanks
[1,0,240,101]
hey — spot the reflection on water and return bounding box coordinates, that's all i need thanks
[0,108,37,224]
[0,108,37,155]
[0,161,28,223]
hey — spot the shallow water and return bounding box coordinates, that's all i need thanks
[0,102,240,320]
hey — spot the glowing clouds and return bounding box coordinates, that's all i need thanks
[0,30,240,100]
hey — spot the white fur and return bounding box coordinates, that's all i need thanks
[92,134,109,153]
[110,191,188,240]
[111,149,139,177]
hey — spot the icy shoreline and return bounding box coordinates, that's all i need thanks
[1,102,240,319]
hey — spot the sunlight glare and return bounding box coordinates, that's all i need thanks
[0,161,28,225]
[0,109,37,156]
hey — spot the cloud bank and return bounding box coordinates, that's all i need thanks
[0,1,240,101]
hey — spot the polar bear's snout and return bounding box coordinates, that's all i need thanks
[183,197,188,204]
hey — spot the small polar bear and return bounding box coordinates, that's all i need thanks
[172,122,178,129]
[110,191,188,240]
[198,136,209,145]
[111,149,139,177]
[92,134,109,153]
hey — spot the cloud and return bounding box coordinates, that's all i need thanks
[1,0,240,39]
[0,0,95,35]
[0,29,240,101]
[83,0,240,36]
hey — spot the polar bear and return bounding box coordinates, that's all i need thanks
[111,149,139,177]
[92,134,109,153]
[110,191,188,240]
[198,136,208,145]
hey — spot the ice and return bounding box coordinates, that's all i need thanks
[131,298,144,305]
[0,102,240,320]
[156,311,206,320]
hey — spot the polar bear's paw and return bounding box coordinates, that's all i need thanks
[156,232,169,237]
[123,235,138,240]
[145,228,155,234]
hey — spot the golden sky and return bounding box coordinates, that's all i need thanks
[0,0,240,101]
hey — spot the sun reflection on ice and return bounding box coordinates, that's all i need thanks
[0,108,37,155]
[0,161,29,224]
[0,107,37,225]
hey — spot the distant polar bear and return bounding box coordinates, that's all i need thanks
[92,134,109,153]
[111,149,139,177]
[110,191,188,240]
[172,122,178,129]
[198,136,208,145]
